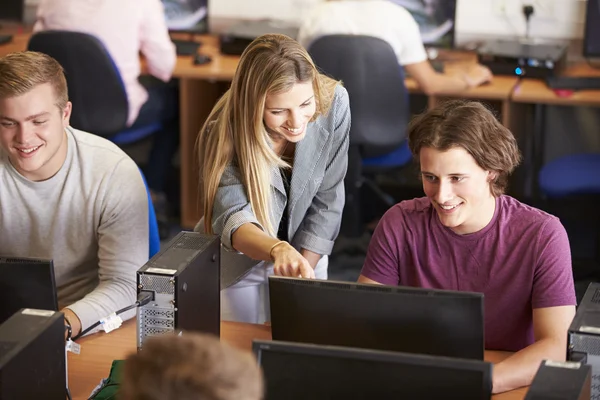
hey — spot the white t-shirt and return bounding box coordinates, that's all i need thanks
[297,0,428,66]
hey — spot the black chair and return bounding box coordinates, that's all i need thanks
[27,30,161,144]
[308,35,414,242]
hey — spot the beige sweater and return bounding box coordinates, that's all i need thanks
[0,127,149,330]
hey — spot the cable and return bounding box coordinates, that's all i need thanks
[523,4,535,39]
[66,387,72,400]
[72,291,154,341]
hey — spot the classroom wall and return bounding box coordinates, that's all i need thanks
[208,0,588,40]
[24,0,588,40]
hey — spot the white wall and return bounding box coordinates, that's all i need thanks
[209,0,588,39]
[25,0,588,40]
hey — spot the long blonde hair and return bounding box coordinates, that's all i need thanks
[198,34,339,236]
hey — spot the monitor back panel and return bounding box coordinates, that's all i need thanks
[0,257,58,325]
[270,278,484,359]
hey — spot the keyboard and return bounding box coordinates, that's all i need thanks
[0,35,13,45]
[546,76,600,90]
[172,39,201,56]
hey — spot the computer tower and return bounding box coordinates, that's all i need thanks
[568,283,600,399]
[0,309,65,399]
[525,360,591,400]
[136,232,220,350]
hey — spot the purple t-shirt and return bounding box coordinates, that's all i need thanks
[361,195,576,351]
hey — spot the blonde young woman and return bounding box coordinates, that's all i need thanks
[196,34,351,324]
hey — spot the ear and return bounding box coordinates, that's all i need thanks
[62,102,72,128]
[487,171,498,182]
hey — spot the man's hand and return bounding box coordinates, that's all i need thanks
[62,308,82,339]
[271,242,315,279]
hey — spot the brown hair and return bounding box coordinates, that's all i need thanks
[198,33,339,236]
[408,100,521,196]
[120,332,264,400]
[0,51,68,110]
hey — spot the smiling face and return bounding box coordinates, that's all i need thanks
[0,83,71,181]
[263,80,316,146]
[420,146,497,235]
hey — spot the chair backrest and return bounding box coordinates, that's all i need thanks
[138,168,161,259]
[27,31,129,137]
[308,35,410,158]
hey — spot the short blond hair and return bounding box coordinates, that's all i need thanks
[120,332,264,400]
[0,51,68,110]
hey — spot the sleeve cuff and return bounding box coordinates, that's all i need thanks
[221,210,264,252]
[295,230,335,255]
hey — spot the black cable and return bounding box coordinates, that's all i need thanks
[523,4,535,39]
[72,291,153,341]
[66,387,72,400]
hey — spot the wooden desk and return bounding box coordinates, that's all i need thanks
[69,320,527,400]
[512,62,600,107]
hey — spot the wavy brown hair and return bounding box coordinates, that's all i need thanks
[408,100,522,196]
[197,34,339,236]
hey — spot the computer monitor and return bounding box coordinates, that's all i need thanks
[162,0,208,34]
[0,257,58,325]
[253,340,492,400]
[391,0,457,48]
[584,0,600,58]
[0,0,24,23]
[269,277,484,360]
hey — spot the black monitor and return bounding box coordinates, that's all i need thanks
[390,0,457,48]
[162,0,208,34]
[584,0,600,58]
[254,340,492,400]
[0,0,24,23]
[269,277,484,360]
[0,257,58,325]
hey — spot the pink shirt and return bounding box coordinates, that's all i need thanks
[361,196,576,351]
[34,0,176,126]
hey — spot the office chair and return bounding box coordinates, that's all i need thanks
[308,35,413,241]
[139,168,161,259]
[538,154,600,298]
[27,31,162,145]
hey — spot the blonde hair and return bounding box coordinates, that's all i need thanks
[198,34,339,236]
[0,51,68,110]
[120,332,263,400]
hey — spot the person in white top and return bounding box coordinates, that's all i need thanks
[298,0,492,94]
[34,0,179,225]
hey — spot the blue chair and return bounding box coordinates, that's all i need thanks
[139,169,161,259]
[308,35,413,238]
[538,154,600,286]
[27,31,162,145]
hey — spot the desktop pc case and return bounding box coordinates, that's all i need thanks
[568,283,600,399]
[136,232,220,350]
[525,360,591,400]
[0,309,65,399]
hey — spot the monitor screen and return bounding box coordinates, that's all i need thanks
[390,0,456,48]
[254,340,492,400]
[269,277,484,360]
[0,257,58,325]
[162,0,208,34]
[584,0,600,57]
[0,0,24,23]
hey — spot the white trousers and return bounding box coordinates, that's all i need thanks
[221,255,328,324]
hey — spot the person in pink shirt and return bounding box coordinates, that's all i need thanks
[34,0,178,226]
[359,100,576,394]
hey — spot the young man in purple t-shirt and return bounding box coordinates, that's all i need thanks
[359,100,576,394]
